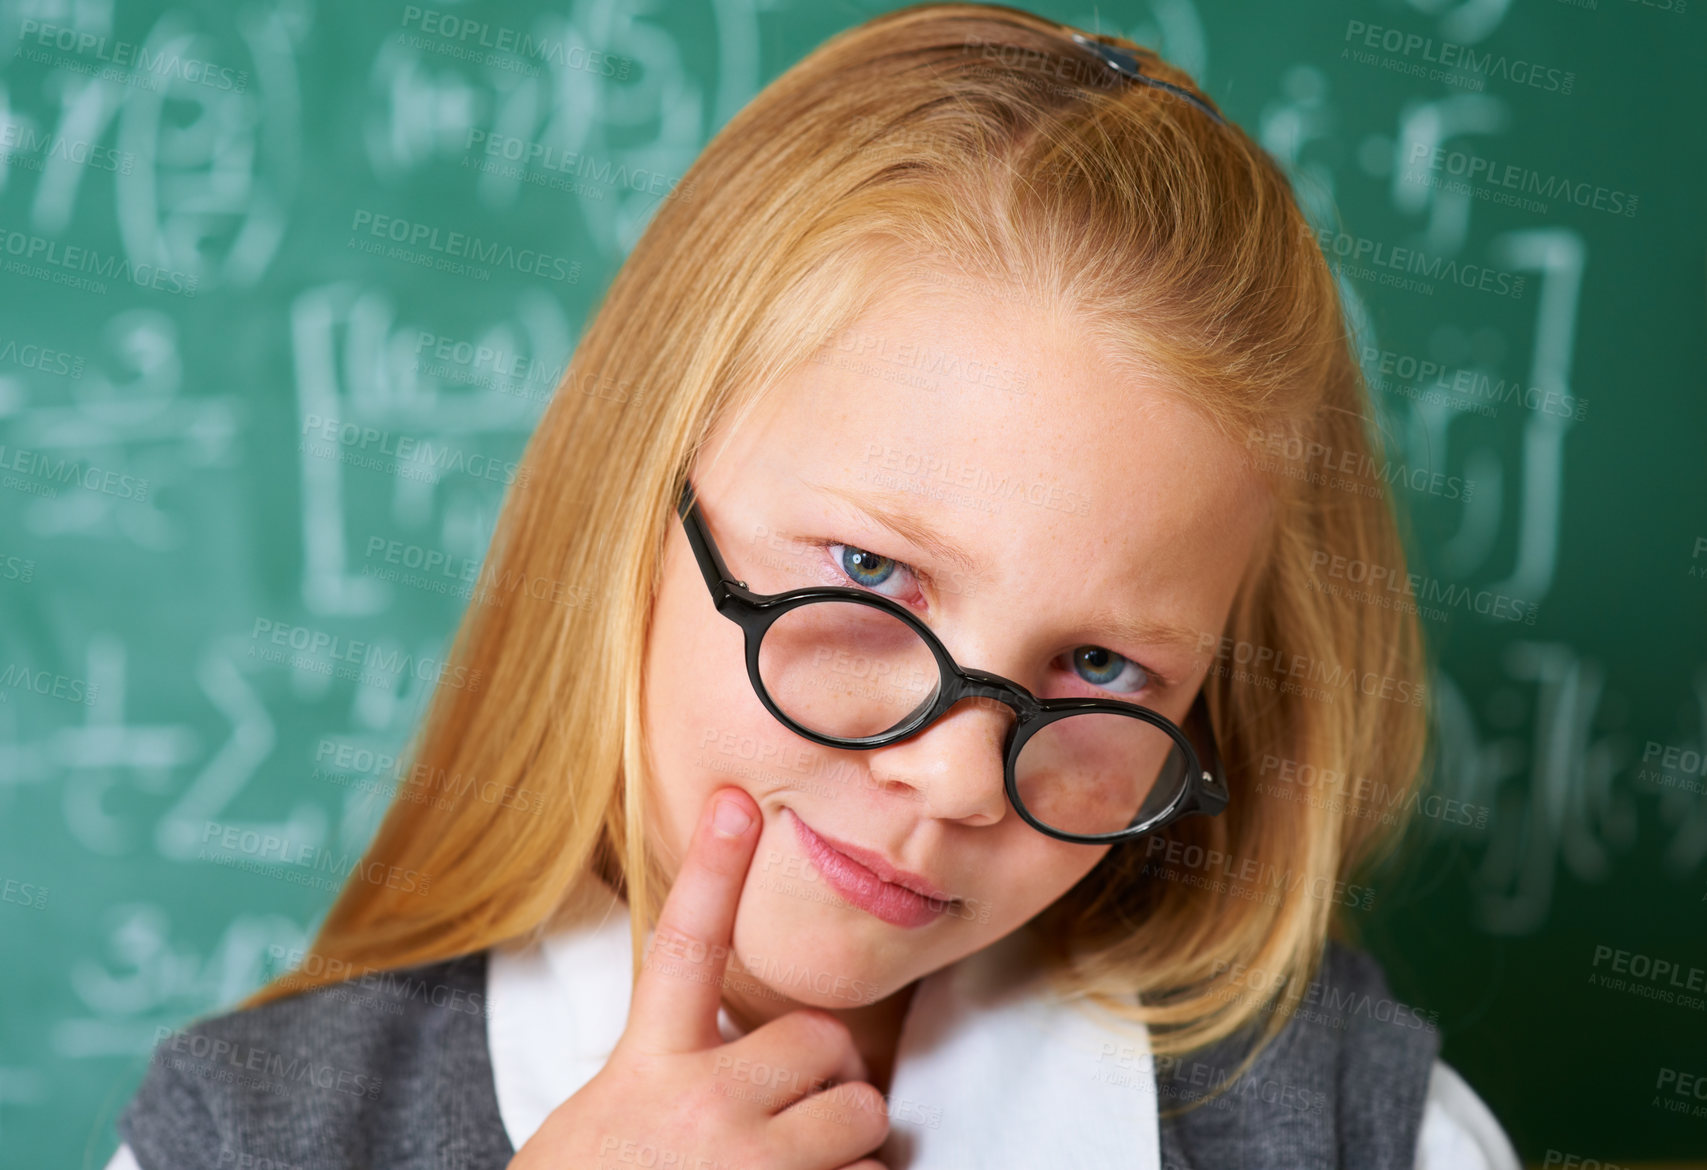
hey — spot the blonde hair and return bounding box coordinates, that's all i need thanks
[249,1,1432,1064]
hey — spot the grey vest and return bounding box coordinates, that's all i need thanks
[119,942,1438,1168]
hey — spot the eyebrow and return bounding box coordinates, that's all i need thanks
[800,479,1208,662]
[806,480,980,575]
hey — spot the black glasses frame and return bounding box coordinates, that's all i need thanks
[1062,29,1228,125]
[676,478,1229,845]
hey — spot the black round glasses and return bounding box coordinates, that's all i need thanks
[677,479,1229,845]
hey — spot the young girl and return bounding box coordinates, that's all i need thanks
[112,4,1520,1167]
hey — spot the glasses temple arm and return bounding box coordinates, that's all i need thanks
[677,480,746,597]
[1176,691,1229,816]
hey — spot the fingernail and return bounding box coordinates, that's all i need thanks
[713,796,754,838]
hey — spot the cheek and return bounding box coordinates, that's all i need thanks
[642,576,724,857]
[640,563,791,857]
[977,841,1109,927]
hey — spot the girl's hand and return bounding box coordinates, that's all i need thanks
[507,786,891,1170]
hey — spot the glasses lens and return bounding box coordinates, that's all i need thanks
[758,601,941,738]
[756,599,1194,838]
[1015,710,1192,837]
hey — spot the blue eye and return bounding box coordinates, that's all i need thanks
[823,541,1158,697]
[828,543,915,598]
[1071,646,1150,694]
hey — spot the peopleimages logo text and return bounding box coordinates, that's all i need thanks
[349,210,580,284]
[1342,20,1576,94]
[18,20,250,91]
[0,226,198,296]
[1304,225,1524,298]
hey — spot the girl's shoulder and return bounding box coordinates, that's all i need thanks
[1157,940,1444,1169]
[118,938,1459,1170]
[118,951,513,1170]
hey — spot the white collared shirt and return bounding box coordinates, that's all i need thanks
[109,893,1521,1169]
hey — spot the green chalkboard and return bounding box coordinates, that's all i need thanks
[1,1,1702,1166]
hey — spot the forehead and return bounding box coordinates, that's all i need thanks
[702,276,1269,607]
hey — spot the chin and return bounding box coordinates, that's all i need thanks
[729,884,914,1011]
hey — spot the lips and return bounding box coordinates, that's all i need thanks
[784,807,958,930]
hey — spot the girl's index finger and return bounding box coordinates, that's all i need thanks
[625,787,760,1055]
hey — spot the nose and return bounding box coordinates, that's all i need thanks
[864,692,1016,825]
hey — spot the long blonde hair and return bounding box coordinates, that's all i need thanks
[249,1,1432,1062]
